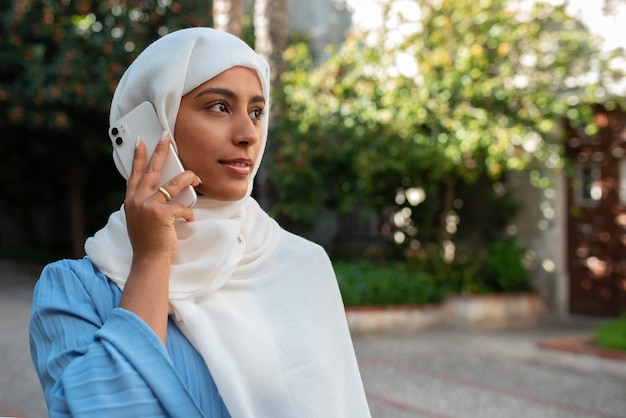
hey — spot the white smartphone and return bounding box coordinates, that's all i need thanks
[109,101,197,207]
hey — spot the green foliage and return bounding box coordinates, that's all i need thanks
[0,0,213,253]
[270,39,365,221]
[334,260,446,307]
[271,0,626,255]
[1,0,212,130]
[335,238,532,306]
[482,239,531,293]
[408,246,486,295]
[423,239,530,295]
[392,174,522,258]
[595,314,626,352]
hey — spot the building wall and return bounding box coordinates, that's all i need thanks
[508,170,569,318]
[286,0,352,62]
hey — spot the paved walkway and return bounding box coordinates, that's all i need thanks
[1,259,625,418]
[354,324,626,418]
[0,260,46,418]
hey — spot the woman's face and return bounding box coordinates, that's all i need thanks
[174,66,265,202]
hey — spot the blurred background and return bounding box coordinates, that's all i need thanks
[2,0,626,320]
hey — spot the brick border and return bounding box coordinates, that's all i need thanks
[346,293,543,333]
[537,336,626,361]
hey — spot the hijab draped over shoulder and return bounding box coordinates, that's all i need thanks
[85,28,370,418]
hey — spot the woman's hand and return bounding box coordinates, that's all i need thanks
[119,132,201,343]
[124,132,200,261]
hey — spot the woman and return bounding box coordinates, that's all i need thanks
[30,27,371,417]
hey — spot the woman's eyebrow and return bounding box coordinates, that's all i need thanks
[194,87,234,99]
[250,94,265,104]
[194,87,265,104]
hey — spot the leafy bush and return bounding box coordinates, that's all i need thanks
[482,240,531,293]
[334,260,445,307]
[595,315,626,352]
[406,247,485,295]
[334,239,532,307]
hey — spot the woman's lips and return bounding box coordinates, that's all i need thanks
[220,158,253,175]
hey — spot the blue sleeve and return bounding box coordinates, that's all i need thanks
[29,259,206,418]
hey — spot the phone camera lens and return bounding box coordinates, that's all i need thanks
[115,137,123,146]
[111,127,119,136]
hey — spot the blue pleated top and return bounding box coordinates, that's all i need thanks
[29,257,232,418]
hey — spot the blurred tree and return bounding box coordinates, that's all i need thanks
[272,0,626,255]
[0,0,212,258]
[253,0,287,211]
[213,0,243,37]
[603,0,626,14]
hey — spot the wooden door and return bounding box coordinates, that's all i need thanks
[566,107,626,316]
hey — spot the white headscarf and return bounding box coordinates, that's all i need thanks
[85,28,370,417]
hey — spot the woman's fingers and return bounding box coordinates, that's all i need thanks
[127,132,196,203]
[126,137,147,195]
[156,172,201,221]
[143,132,171,184]
[156,170,202,202]
[125,133,170,199]
[123,132,200,259]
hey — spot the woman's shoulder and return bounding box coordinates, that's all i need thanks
[42,257,99,272]
[39,257,106,286]
[280,229,331,262]
[35,257,120,311]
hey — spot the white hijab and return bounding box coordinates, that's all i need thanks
[85,28,370,417]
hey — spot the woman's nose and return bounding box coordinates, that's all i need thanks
[233,113,260,146]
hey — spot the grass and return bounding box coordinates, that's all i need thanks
[595,314,626,352]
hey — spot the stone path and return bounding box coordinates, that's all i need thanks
[353,325,626,418]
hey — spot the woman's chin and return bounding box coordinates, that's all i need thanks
[195,187,249,202]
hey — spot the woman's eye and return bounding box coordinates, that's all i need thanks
[208,102,228,113]
[250,108,266,120]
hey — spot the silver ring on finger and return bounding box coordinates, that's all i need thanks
[158,186,172,202]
